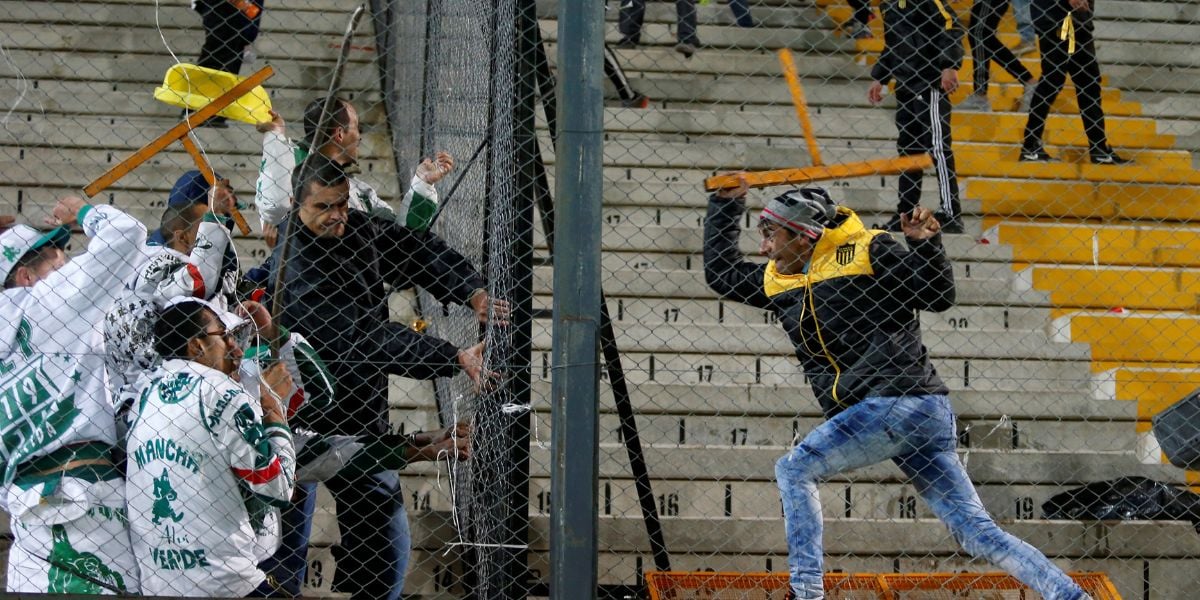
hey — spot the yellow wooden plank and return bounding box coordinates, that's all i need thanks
[703,155,932,191]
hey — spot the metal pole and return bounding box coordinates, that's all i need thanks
[550,0,602,596]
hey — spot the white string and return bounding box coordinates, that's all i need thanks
[0,36,42,128]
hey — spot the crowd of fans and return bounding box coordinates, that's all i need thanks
[0,91,499,596]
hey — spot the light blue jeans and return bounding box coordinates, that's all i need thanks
[775,394,1087,600]
[1011,0,1034,43]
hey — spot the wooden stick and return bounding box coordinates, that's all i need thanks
[777,48,823,167]
[83,65,275,198]
[180,135,252,235]
[704,154,934,191]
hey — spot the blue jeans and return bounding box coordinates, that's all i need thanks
[329,471,410,600]
[775,395,1087,600]
[1011,0,1034,42]
[259,482,318,597]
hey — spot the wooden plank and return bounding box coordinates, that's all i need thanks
[83,65,275,198]
[704,154,933,191]
[777,48,822,166]
[180,134,252,235]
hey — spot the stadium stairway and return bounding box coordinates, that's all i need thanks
[1,0,1199,598]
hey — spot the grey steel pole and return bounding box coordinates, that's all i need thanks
[550,0,603,596]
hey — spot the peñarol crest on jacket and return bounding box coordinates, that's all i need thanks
[763,208,879,297]
[835,243,856,266]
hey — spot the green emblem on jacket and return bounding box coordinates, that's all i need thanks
[47,524,127,594]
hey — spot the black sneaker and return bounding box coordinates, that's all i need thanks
[935,211,964,234]
[674,41,698,57]
[1091,148,1133,165]
[876,213,902,232]
[615,36,638,49]
[1019,147,1054,162]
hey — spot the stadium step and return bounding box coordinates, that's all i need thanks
[984,221,1200,267]
[1051,310,1200,364]
[532,268,1051,307]
[966,179,1200,222]
[952,112,1175,149]
[528,349,1093,392]
[528,321,1091,361]
[1015,264,1200,311]
[518,381,1134,421]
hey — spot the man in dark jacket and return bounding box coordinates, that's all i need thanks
[703,177,1092,600]
[1019,0,1130,164]
[868,0,965,234]
[271,154,495,599]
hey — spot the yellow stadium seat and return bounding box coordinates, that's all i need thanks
[153,63,272,125]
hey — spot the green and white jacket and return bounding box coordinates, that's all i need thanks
[0,204,146,521]
[255,131,441,230]
[125,358,296,598]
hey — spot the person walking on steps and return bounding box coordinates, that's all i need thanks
[1019,0,1130,164]
[959,0,1038,112]
[868,0,966,234]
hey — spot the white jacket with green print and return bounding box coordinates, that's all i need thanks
[254,131,440,230]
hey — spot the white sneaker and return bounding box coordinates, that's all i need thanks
[958,93,990,112]
[1013,39,1037,55]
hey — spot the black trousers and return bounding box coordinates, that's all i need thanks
[969,0,1033,93]
[604,44,638,101]
[895,84,960,217]
[195,0,264,76]
[1021,17,1109,152]
[619,0,699,45]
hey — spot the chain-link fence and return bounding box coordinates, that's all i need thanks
[1,0,1200,598]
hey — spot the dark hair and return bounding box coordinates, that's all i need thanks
[154,300,216,360]
[159,202,206,247]
[292,152,349,205]
[3,246,61,289]
[303,96,353,146]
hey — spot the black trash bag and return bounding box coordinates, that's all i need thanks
[1042,476,1200,532]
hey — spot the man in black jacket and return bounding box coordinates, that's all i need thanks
[868,0,965,234]
[704,177,1092,600]
[271,154,496,599]
[1019,0,1130,164]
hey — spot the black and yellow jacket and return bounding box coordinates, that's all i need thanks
[703,196,955,418]
[870,0,964,90]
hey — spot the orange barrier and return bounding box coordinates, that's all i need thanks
[645,570,1122,600]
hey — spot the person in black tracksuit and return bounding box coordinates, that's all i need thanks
[1020,0,1130,164]
[962,0,1036,109]
[868,0,966,234]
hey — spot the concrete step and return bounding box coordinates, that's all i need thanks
[532,267,1050,306]
[0,0,367,35]
[528,349,1092,391]
[527,321,1092,361]
[532,223,1011,261]
[401,509,1200,557]
[517,381,1135,421]
[575,250,1013,280]
[386,478,1141,533]
[571,295,1055,333]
